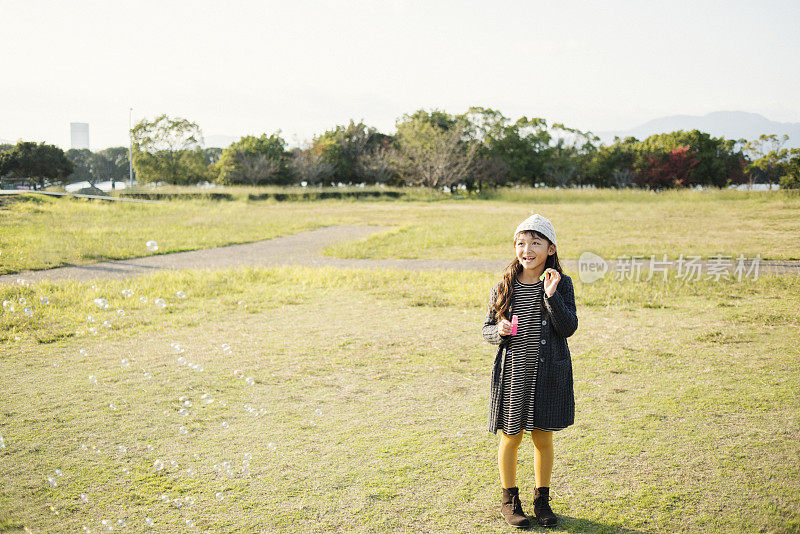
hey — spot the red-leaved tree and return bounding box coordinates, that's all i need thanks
[635,145,700,189]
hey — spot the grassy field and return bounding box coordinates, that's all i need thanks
[2,187,800,275]
[1,264,798,532]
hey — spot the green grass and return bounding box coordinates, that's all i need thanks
[1,266,799,532]
[2,187,800,275]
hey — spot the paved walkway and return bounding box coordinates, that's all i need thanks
[1,225,798,285]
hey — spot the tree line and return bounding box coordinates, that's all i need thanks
[1,107,799,191]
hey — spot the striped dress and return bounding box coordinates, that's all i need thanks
[499,276,548,435]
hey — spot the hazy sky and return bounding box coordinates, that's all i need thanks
[2,0,799,150]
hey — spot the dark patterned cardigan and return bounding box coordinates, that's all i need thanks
[482,273,578,434]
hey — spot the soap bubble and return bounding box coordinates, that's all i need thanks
[183,400,192,407]
[215,492,224,501]
[315,408,323,415]
[159,494,169,504]
[153,459,164,471]
[267,442,276,451]
[88,327,98,335]
[46,476,57,487]
[144,517,154,526]
[245,376,255,386]
[169,460,178,468]
[86,315,94,323]
[176,290,186,299]
[23,308,33,317]
[121,467,129,475]
[154,298,166,309]
[170,342,185,354]
[200,393,213,405]
[116,309,125,317]
[145,240,158,252]
[121,289,133,298]
[109,403,116,410]
[40,296,50,305]
[309,420,316,427]
[89,375,97,385]
[178,408,188,416]
[185,520,194,527]
[79,348,88,356]
[244,452,253,461]
[93,298,109,309]
[103,320,112,328]
[221,421,229,429]
[91,285,99,291]
[139,297,148,304]
[120,358,130,367]
[179,426,188,435]
[18,297,26,305]
[80,493,89,503]
[233,370,244,379]
[118,445,127,453]
[177,356,187,365]
[143,372,152,379]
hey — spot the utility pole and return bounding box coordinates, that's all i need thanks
[128,108,134,189]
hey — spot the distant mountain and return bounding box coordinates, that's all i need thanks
[595,111,800,148]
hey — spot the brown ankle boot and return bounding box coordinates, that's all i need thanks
[532,486,558,527]
[500,486,531,528]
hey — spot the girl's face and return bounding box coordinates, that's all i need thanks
[515,232,555,271]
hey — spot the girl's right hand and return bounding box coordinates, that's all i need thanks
[497,318,513,336]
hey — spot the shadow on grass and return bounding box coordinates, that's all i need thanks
[524,515,649,533]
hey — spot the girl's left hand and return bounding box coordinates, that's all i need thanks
[543,268,560,297]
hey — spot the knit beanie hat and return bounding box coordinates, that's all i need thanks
[514,212,557,246]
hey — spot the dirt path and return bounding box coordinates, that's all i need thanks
[2,224,798,286]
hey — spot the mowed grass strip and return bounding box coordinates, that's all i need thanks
[2,188,800,275]
[0,266,798,532]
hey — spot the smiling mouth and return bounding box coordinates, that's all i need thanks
[522,257,535,262]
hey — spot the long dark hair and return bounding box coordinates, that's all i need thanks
[491,230,563,323]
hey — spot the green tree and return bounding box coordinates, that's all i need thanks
[542,123,599,187]
[0,141,74,189]
[457,107,550,187]
[288,147,335,186]
[215,133,288,186]
[743,134,791,185]
[66,148,96,183]
[94,147,131,184]
[393,109,479,190]
[637,130,744,187]
[778,150,800,190]
[131,114,209,184]
[311,121,389,184]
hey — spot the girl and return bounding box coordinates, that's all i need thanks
[481,212,578,528]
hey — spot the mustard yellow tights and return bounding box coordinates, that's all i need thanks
[498,429,553,489]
